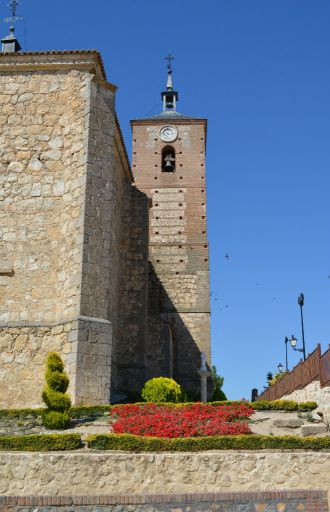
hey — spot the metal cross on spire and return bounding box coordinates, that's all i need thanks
[4,0,23,25]
[164,52,175,73]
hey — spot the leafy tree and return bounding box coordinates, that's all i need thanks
[266,372,273,385]
[210,365,227,401]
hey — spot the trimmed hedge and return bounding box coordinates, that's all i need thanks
[69,405,110,419]
[108,400,317,412]
[0,405,110,420]
[251,400,317,412]
[0,400,317,421]
[0,433,82,451]
[0,408,44,419]
[87,433,330,452]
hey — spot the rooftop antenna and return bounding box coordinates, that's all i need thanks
[2,0,23,53]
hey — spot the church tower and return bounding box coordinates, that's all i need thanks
[131,56,211,394]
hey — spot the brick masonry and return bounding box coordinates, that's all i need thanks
[0,491,327,512]
[131,118,211,394]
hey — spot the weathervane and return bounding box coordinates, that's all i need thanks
[4,0,23,25]
[1,0,23,53]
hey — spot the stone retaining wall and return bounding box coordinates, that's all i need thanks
[281,381,330,420]
[1,452,330,498]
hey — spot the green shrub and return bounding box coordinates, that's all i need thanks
[268,372,288,386]
[69,405,110,419]
[42,410,70,429]
[42,387,71,411]
[87,433,330,452]
[141,377,183,403]
[252,400,317,411]
[0,408,44,419]
[46,352,64,373]
[0,434,81,451]
[45,370,69,393]
[210,387,227,401]
[42,352,71,429]
[298,402,318,412]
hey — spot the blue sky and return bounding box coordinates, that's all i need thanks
[6,0,330,399]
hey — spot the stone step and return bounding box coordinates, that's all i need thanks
[273,418,304,428]
[301,423,328,436]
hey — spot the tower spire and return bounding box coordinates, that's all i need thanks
[2,0,22,53]
[161,52,178,112]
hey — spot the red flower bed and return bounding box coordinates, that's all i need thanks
[110,403,254,438]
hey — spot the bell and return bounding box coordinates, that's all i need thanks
[165,159,173,170]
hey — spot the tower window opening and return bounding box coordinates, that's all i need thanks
[162,146,176,172]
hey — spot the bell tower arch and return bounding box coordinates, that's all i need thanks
[130,56,211,395]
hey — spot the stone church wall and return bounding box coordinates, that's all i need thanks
[0,70,88,325]
[113,183,149,396]
[0,68,90,407]
[0,324,72,408]
[0,56,148,407]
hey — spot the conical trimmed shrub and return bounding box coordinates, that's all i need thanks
[42,352,71,429]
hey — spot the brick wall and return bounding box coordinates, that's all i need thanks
[131,118,211,394]
[0,491,327,512]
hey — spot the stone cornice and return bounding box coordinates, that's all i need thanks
[0,50,116,88]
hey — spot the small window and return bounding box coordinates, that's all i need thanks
[162,146,176,172]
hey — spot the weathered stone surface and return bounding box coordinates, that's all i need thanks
[301,424,328,436]
[0,55,136,407]
[282,382,330,423]
[273,419,304,428]
[1,452,330,497]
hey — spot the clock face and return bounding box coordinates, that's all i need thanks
[159,126,178,143]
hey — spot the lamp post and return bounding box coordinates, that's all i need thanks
[298,293,306,361]
[278,362,284,374]
[284,337,289,371]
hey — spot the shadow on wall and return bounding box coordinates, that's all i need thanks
[147,262,212,400]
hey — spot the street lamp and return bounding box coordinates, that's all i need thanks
[287,334,305,360]
[298,293,306,361]
[278,362,284,374]
[289,335,298,348]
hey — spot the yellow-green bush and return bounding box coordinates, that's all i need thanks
[45,370,69,393]
[87,433,330,452]
[42,410,70,429]
[251,400,317,411]
[0,434,81,451]
[42,352,71,429]
[42,388,71,411]
[141,377,183,403]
